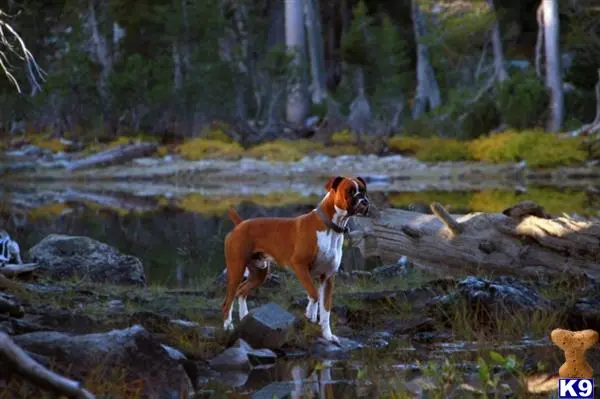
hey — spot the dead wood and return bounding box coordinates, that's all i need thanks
[66,143,157,171]
[352,201,600,280]
[0,263,40,278]
[0,331,95,398]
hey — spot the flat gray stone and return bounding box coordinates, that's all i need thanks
[233,303,296,350]
[209,339,277,371]
[309,337,363,359]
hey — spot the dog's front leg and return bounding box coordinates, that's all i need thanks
[292,261,319,324]
[319,277,340,343]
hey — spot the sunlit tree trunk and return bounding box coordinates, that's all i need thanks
[542,0,563,132]
[411,0,440,119]
[285,0,309,125]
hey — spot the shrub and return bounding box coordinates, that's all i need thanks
[323,144,361,156]
[247,139,324,162]
[29,134,68,153]
[176,138,244,160]
[388,136,472,162]
[469,129,586,168]
[497,71,548,129]
[331,129,356,145]
[201,122,234,143]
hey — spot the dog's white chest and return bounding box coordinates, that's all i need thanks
[312,230,344,278]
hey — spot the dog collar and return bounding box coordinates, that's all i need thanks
[315,206,349,234]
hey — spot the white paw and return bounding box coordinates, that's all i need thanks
[323,332,340,344]
[305,300,319,323]
[223,319,234,331]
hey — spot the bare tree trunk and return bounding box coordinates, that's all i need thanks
[488,0,508,83]
[304,0,327,104]
[87,0,115,136]
[535,4,544,78]
[348,67,372,135]
[542,0,564,132]
[411,0,441,119]
[285,0,310,125]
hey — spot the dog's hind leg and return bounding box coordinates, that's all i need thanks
[222,244,247,331]
[236,265,268,320]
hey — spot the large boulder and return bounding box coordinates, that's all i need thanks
[428,276,554,328]
[230,303,296,350]
[12,325,192,398]
[28,234,146,286]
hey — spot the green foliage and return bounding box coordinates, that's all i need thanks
[388,136,472,162]
[497,72,549,129]
[469,129,587,168]
[341,1,373,66]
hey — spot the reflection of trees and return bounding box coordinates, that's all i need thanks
[6,203,311,287]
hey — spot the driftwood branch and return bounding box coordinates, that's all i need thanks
[0,331,95,398]
[353,201,600,280]
[66,143,157,171]
[0,263,40,277]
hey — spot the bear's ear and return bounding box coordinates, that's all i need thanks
[324,176,344,192]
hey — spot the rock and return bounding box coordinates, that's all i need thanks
[372,263,409,280]
[12,325,193,398]
[162,344,187,361]
[231,303,296,350]
[28,234,146,286]
[209,338,277,370]
[309,337,363,359]
[391,316,436,335]
[251,381,297,399]
[429,276,553,326]
[0,293,24,318]
[567,295,600,332]
[130,310,171,333]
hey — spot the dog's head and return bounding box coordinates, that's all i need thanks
[324,176,370,216]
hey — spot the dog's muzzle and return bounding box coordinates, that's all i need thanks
[353,196,370,216]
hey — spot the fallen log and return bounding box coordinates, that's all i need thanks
[66,143,157,171]
[0,263,40,277]
[0,331,95,398]
[351,201,600,280]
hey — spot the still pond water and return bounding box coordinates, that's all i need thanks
[2,180,599,286]
[1,179,599,397]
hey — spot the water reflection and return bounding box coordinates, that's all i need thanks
[2,182,600,288]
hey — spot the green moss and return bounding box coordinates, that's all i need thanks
[469,129,587,168]
[176,138,244,160]
[387,136,472,162]
[331,129,356,145]
[247,139,324,162]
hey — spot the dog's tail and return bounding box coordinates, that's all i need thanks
[228,207,244,226]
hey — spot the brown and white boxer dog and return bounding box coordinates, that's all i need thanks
[222,176,370,343]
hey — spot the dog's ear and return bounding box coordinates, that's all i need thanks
[325,176,344,192]
[356,176,367,188]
